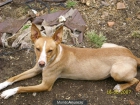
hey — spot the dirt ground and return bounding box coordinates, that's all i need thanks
[0,0,140,105]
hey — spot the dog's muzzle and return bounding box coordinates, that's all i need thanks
[39,61,45,68]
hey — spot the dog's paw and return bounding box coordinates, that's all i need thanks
[0,81,13,90]
[113,84,121,92]
[1,87,18,99]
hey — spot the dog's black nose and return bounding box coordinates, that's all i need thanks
[39,61,45,68]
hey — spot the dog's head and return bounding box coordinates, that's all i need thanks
[31,23,63,68]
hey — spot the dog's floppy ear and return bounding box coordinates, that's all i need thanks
[52,26,63,44]
[30,23,41,43]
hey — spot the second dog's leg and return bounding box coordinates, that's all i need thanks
[113,78,139,92]
[110,60,139,92]
[1,74,57,99]
[0,64,41,90]
[1,83,47,99]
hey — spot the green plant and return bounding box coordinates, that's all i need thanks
[22,24,30,31]
[87,30,107,47]
[131,31,140,38]
[50,8,58,13]
[66,0,77,8]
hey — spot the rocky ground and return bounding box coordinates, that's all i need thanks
[0,0,140,105]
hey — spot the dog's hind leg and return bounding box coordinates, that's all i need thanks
[110,58,139,92]
[113,78,139,92]
[0,64,41,91]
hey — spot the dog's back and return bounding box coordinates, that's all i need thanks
[59,44,139,81]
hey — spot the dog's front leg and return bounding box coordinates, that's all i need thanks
[0,64,41,91]
[1,74,58,99]
[1,83,46,99]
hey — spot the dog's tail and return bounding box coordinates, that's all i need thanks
[137,58,140,66]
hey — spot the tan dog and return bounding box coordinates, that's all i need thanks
[0,24,140,99]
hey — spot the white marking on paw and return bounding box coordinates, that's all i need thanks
[1,87,18,99]
[0,81,13,90]
[113,84,121,92]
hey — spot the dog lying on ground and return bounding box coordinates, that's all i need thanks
[0,23,140,99]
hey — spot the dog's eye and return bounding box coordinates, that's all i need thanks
[36,48,40,51]
[48,50,53,53]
